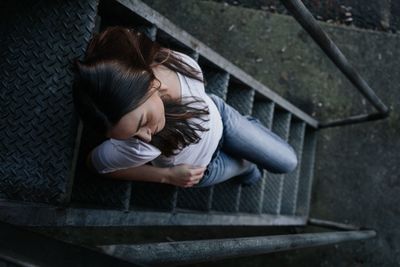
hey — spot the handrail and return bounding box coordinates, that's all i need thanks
[280,0,390,128]
[318,112,387,128]
[0,220,138,267]
[99,230,376,266]
[308,218,366,231]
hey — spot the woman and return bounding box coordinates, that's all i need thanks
[72,26,297,188]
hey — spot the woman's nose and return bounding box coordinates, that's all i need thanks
[138,128,152,143]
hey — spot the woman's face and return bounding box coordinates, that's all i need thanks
[107,88,166,143]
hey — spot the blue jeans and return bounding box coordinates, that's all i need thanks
[194,94,298,188]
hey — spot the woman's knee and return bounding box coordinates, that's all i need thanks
[285,148,298,173]
[272,145,298,174]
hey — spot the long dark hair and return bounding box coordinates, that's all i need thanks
[72,26,209,156]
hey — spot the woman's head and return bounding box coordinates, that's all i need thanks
[73,59,163,142]
[72,27,160,136]
[72,26,209,156]
[106,78,166,143]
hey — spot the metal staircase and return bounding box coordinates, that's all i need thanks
[69,0,318,226]
[0,0,386,266]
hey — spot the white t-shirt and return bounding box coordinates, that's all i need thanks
[91,50,223,174]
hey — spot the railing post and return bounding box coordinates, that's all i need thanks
[280,0,390,127]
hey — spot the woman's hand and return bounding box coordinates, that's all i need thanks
[167,164,207,188]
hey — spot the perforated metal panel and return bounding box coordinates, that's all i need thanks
[0,0,98,204]
[281,121,306,215]
[212,181,241,212]
[262,110,292,214]
[239,171,266,214]
[239,99,274,214]
[177,187,213,212]
[296,127,317,216]
[211,87,255,212]
[252,100,275,129]
[226,87,255,116]
[131,182,178,211]
[203,70,230,100]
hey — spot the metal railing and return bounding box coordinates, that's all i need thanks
[0,220,137,267]
[99,228,376,266]
[281,0,390,128]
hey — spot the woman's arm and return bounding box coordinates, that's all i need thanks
[87,152,206,187]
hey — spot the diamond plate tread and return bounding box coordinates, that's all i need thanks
[203,69,229,100]
[226,87,255,116]
[131,182,178,211]
[176,187,213,211]
[280,121,306,215]
[296,127,317,217]
[239,99,274,214]
[0,0,98,204]
[71,126,132,210]
[262,110,292,215]
[211,179,241,212]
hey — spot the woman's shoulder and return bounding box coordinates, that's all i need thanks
[90,138,161,174]
[110,138,161,154]
[170,50,201,71]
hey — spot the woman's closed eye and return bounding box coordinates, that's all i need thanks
[129,119,147,139]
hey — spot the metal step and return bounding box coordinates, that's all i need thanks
[202,67,230,100]
[175,96,216,215]
[175,68,230,212]
[71,125,132,210]
[0,0,98,205]
[174,55,232,212]
[262,109,292,214]
[0,0,319,228]
[296,127,317,216]
[131,182,178,212]
[0,201,306,227]
[251,98,275,129]
[211,85,255,213]
[239,97,275,214]
[176,187,213,212]
[211,181,241,212]
[225,85,255,116]
[70,14,134,211]
[280,120,306,215]
[88,0,317,224]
